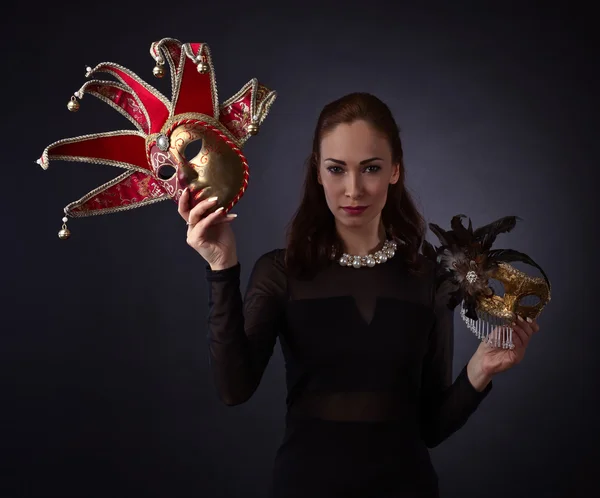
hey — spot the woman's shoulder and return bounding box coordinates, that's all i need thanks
[413,251,436,274]
[248,248,288,285]
[254,248,287,269]
[397,247,436,282]
[400,249,451,307]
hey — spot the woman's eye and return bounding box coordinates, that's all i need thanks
[325,165,381,174]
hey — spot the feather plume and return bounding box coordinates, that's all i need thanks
[473,215,521,252]
[421,239,438,263]
[450,214,473,246]
[486,248,551,291]
[421,213,549,316]
[428,222,455,248]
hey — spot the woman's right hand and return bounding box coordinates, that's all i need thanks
[178,188,239,270]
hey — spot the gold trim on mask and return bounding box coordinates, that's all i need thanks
[149,37,183,106]
[146,112,245,151]
[220,79,277,146]
[39,130,148,172]
[182,43,219,121]
[64,170,169,218]
[85,62,171,110]
[76,79,152,133]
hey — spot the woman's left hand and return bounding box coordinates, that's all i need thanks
[475,315,541,378]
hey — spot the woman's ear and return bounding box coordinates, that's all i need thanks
[390,163,400,184]
[313,152,322,185]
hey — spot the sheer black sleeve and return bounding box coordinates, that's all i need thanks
[205,249,287,406]
[419,279,493,448]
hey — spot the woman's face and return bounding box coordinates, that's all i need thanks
[318,119,400,230]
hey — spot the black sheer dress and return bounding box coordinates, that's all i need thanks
[205,248,492,498]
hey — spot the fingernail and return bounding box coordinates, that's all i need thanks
[226,213,238,218]
[517,315,524,322]
[208,196,218,202]
[526,317,533,323]
[215,207,224,213]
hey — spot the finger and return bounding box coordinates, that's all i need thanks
[190,206,226,235]
[528,318,540,333]
[211,213,238,225]
[177,188,191,222]
[516,315,534,338]
[188,196,219,226]
[511,322,529,348]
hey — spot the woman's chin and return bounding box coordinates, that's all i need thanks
[335,215,372,229]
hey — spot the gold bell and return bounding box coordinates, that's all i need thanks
[197,62,209,74]
[153,64,165,78]
[67,96,80,112]
[247,123,259,135]
[58,216,71,240]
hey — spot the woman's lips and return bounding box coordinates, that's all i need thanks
[342,206,368,215]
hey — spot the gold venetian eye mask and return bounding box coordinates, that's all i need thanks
[423,214,551,349]
[460,262,550,349]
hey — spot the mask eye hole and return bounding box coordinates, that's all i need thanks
[518,294,541,307]
[183,138,203,161]
[488,278,505,297]
[157,164,177,180]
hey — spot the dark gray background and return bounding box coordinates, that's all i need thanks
[2,2,597,497]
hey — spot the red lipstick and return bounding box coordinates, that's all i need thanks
[342,206,368,215]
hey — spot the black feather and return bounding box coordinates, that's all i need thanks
[421,239,438,262]
[463,293,479,320]
[486,248,551,291]
[428,223,452,247]
[450,214,472,246]
[447,287,465,310]
[473,215,521,252]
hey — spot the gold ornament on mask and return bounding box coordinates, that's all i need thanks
[58,217,71,240]
[422,214,551,350]
[153,64,165,78]
[197,61,209,74]
[67,96,80,112]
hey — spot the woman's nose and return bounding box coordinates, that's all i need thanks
[345,173,363,199]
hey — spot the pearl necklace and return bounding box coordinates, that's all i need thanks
[337,239,398,268]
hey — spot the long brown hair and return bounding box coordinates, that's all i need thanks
[285,92,426,279]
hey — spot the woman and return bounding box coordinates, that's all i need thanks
[178,93,540,498]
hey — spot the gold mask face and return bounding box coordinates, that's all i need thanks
[460,262,551,349]
[148,120,247,213]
